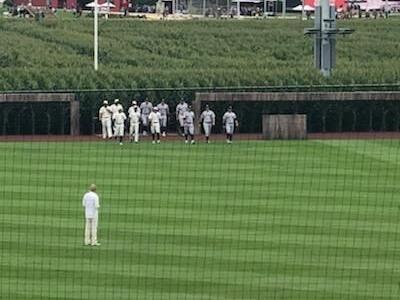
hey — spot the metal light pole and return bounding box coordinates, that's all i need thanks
[94,0,98,71]
[236,0,240,17]
[282,0,286,17]
[304,0,354,77]
[203,0,206,15]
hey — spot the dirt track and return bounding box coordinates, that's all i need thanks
[1,132,400,142]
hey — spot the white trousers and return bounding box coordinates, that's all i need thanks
[184,124,194,135]
[178,115,185,127]
[151,123,161,134]
[160,115,167,128]
[85,217,98,245]
[130,122,140,142]
[226,123,235,135]
[114,124,124,137]
[101,119,112,139]
[203,123,212,137]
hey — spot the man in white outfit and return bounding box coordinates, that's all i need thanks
[128,100,141,143]
[140,98,153,136]
[175,100,188,136]
[113,108,127,145]
[110,99,124,139]
[148,107,161,144]
[222,106,239,144]
[199,104,216,143]
[82,184,100,246]
[99,100,113,139]
[157,99,169,137]
[183,106,196,144]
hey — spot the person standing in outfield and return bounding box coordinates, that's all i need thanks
[157,99,169,137]
[82,184,100,246]
[199,105,216,143]
[99,100,113,140]
[176,100,188,136]
[183,106,196,144]
[148,107,161,144]
[140,98,153,136]
[110,99,124,139]
[113,108,127,145]
[222,106,239,144]
[128,100,141,143]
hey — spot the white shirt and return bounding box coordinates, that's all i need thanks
[113,112,127,125]
[110,103,124,115]
[128,106,141,123]
[82,191,100,219]
[176,102,188,116]
[140,102,153,115]
[157,103,169,116]
[223,112,237,124]
[99,106,112,120]
[183,111,195,125]
[148,111,161,124]
[200,110,215,124]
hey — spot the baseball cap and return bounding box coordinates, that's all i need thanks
[103,100,108,105]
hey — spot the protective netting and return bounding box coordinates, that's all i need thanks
[1,91,400,299]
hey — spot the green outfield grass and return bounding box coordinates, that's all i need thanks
[0,140,400,299]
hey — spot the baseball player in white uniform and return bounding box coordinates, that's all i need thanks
[183,106,196,144]
[222,106,239,143]
[128,101,141,143]
[82,184,100,246]
[199,105,216,143]
[98,100,113,139]
[148,107,161,144]
[113,108,127,145]
[140,98,153,136]
[110,99,124,139]
[157,99,169,137]
[175,100,188,136]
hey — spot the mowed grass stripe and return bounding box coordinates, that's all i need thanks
[1,141,400,299]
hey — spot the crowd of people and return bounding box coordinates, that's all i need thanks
[98,99,239,145]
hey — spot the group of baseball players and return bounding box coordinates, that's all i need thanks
[98,98,239,145]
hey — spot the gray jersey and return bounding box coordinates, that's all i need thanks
[183,111,195,125]
[223,112,237,125]
[140,102,153,115]
[200,110,216,124]
[157,103,169,116]
[176,102,188,117]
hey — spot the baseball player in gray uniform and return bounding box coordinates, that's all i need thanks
[183,106,196,144]
[199,105,216,143]
[157,99,169,137]
[110,99,124,139]
[140,98,153,136]
[113,108,127,145]
[175,100,188,136]
[222,106,239,144]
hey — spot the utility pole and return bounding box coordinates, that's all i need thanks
[304,0,354,77]
[94,0,98,71]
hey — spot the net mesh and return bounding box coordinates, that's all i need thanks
[1,91,399,299]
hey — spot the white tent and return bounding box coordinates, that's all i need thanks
[100,2,116,8]
[86,2,97,8]
[292,4,315,11]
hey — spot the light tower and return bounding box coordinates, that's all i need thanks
[304,0,354,77]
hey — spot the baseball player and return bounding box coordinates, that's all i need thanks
[148,107,161,144]
[222,106,239,144]
[199,105,216,143]
[128,100,141,143]
[175,100,188,136]
[140,98,153,136]
[157,99,170,137]
[183,106,195,144]
[82,184,100,246]
[113,108,127,145]
[110,99,124,139]
[98,100,113,139]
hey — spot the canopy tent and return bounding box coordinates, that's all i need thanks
[291,4,315,11]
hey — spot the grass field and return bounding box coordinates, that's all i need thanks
[1,140,400,299]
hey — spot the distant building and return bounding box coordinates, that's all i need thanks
[14,0,77,9]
